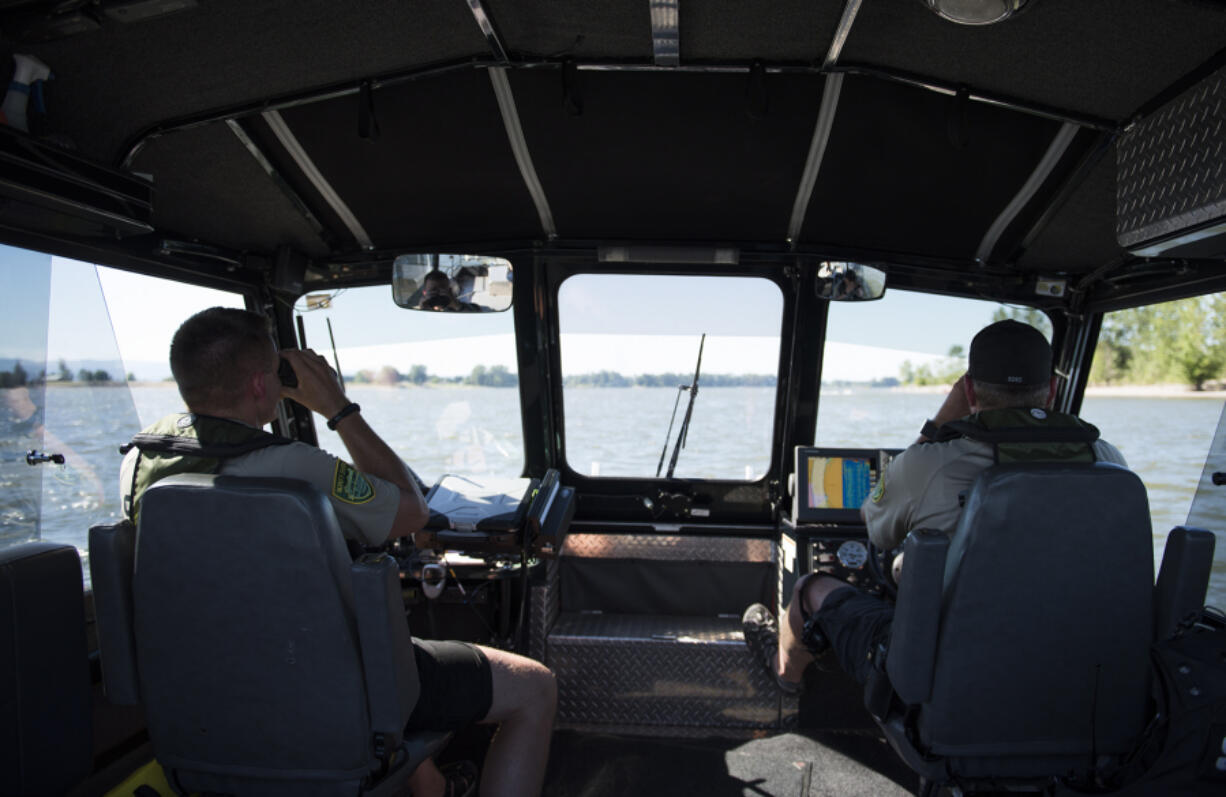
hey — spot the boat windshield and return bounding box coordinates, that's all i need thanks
[296,285,524,485]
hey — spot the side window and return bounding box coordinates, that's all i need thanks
[295,285,523,485]
[0,246,245,587]
[1086,294,1226,606]
[558,273,782,480]
[817,293,1047,448]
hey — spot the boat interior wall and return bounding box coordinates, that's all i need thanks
[0,542,92,797]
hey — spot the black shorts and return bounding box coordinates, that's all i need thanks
[406,638,494,731]
[815,586,895,686]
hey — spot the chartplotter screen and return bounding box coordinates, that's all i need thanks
[792,447,883,523]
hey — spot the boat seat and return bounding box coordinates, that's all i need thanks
[89,474,447,797]
[0,542,93,797]
[867,462,1155,794]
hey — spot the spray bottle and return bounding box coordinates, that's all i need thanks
[1,54,52,133]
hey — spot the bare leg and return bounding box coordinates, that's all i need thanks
[405,758,445,797]
[474,647,557,797]
[776,574,853,684]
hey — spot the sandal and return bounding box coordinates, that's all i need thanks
[440,760,479,797]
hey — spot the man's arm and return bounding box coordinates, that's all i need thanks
[280,348,430,543]
[915,373,971,443]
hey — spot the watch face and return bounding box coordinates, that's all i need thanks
[836,539,868,570]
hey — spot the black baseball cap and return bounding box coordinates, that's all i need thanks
[968,320,1052,386]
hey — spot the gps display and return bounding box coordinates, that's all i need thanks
[792,447,882,523]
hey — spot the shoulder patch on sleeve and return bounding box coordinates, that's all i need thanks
[332,460,375,504]
[870,470,887,503]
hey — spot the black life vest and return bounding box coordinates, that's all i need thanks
[121,413,292,519]
[928,407,1101,464]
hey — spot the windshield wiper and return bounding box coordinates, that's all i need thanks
[655,334,706,479]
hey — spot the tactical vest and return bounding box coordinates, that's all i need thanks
[929,407,1101,464]
[121,413,292,519]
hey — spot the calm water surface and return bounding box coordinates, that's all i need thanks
[2,384,1222,605]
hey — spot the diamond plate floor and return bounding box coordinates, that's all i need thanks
[548,612,796,730]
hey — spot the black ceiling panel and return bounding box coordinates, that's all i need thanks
[492,0,652,60]
[277,69,542,249]
[799,75,1061,260]
[512,69,822,242]
[130,123,330,258]
[19,0,485,163]
[841,0,1226,122]
[680,0,839,63]
[1020,146,1122,272]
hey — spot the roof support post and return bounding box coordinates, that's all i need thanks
[488,68,557,240]
[225,119,329,245]
[787,74,844,249]
[823,0,863,70]
[262,110,374,250]
[975,121,1080,264]
[465,0,510,63]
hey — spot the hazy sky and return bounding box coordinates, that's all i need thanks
[2,248,1016,382]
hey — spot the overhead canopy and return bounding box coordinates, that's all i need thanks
[0,0,1223,297]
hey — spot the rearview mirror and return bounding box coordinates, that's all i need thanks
[816,261,886,301]
[392,254,513,312]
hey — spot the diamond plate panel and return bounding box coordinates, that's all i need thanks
[548,612,796,729]
[562,534,774,563]
[527,556,559,663]
[1118,64,1226,247]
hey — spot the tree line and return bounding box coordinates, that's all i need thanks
[894,297,1226,390]
[0,359,117,388]
[349,364,517,387]
[345,365,777,389]
[1090,294,1226,389]
[565,371,776,387]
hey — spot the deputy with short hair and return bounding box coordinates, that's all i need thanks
[121,307,556,797]
[743,320,1126,692]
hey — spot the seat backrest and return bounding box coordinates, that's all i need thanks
[130,473,419,795]
[919,463,1154,776]
[0,542,93,797]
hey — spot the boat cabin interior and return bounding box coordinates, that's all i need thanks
[1,1,1225,795]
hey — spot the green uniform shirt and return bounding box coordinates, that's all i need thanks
[120,415,401,547]
[863,420,1126,551]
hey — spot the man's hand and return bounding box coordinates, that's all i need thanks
[916,373,972,443]
[279,349,349,419]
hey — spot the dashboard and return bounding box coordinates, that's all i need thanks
[784,447,902,598]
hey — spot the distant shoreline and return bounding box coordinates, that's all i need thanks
[25,381,1226,399]
[882,383,1226,399]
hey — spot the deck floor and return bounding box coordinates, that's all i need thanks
[539,730,918,797]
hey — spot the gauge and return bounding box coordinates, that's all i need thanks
[836,539,869,570]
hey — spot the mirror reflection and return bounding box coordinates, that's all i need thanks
[392,254,513,313]
[816,261,886,302]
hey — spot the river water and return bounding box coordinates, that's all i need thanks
[2,384,1223,606]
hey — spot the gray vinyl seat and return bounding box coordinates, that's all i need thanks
[869,462,1157,794]
[0,542,93,797]
[89,474,447,797]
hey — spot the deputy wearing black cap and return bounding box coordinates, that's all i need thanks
[742,320,1126,694]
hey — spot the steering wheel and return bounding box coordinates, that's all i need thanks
[866,541,900,600]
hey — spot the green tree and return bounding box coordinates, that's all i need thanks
[375,365,401,385]
[57,359,73,381]
[409,364,428,385]
[991,306,1053,339]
